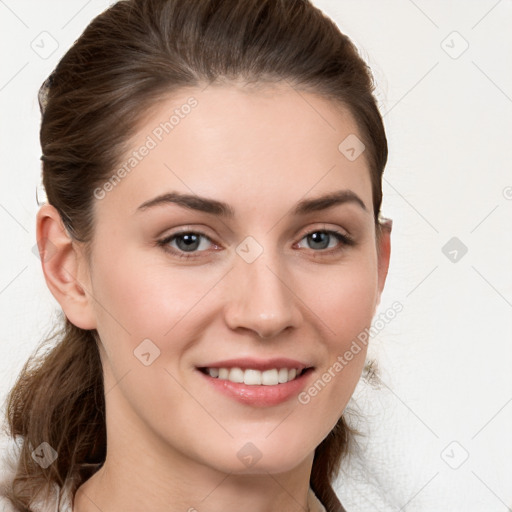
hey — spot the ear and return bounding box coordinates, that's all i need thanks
[35,204,97,330]
[374,218,392,310]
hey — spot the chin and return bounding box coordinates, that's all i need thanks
[201,436,315,475]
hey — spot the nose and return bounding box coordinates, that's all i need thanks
[223,251,303,339]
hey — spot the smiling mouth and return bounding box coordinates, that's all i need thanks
[197,366,312,386]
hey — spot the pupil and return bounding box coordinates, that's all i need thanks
[177,234,199,251]
[309,232,329,250]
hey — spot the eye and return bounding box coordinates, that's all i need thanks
[157,231,218,259]
[296,229,354,254]
[156,227,355,260]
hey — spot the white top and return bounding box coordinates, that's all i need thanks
[0,435,326,512]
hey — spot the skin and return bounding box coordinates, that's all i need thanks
[37,81,391,512]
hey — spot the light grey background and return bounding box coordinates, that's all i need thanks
[1,1,511,510]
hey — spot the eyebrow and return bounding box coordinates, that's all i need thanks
[135,189,367,217]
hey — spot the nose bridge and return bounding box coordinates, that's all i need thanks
[224,242,302,338]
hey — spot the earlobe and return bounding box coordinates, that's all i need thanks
[35,204,97,330]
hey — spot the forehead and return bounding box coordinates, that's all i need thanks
[94,82,372,222]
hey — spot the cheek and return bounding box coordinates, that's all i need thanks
[90,247,224,374]
[296,257,377,416]
[306,257,378,342]
[326,265,376,374]
[92,247,205,333]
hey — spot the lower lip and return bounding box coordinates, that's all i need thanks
[197,368,314,407]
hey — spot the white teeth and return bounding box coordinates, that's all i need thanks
[204,367,303,385]
[244,369,261,385]
[228,367,244,383]
[261,369,279,385]
[278,368,289,383]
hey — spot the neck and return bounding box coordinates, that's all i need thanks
[73,452,314,512]
[72,418,315,512]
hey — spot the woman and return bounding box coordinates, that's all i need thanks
[0,0,392,511]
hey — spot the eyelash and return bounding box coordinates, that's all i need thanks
[156,228,356,260]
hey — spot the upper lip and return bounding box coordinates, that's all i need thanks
[197,357,312,372]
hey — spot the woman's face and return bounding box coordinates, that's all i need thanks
[73,82,390,476]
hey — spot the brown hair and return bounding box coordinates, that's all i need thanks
[3,1,388,510]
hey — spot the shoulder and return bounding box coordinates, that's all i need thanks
[0,434,73,512]
[308,487,328,512]
[0,434,22,511]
